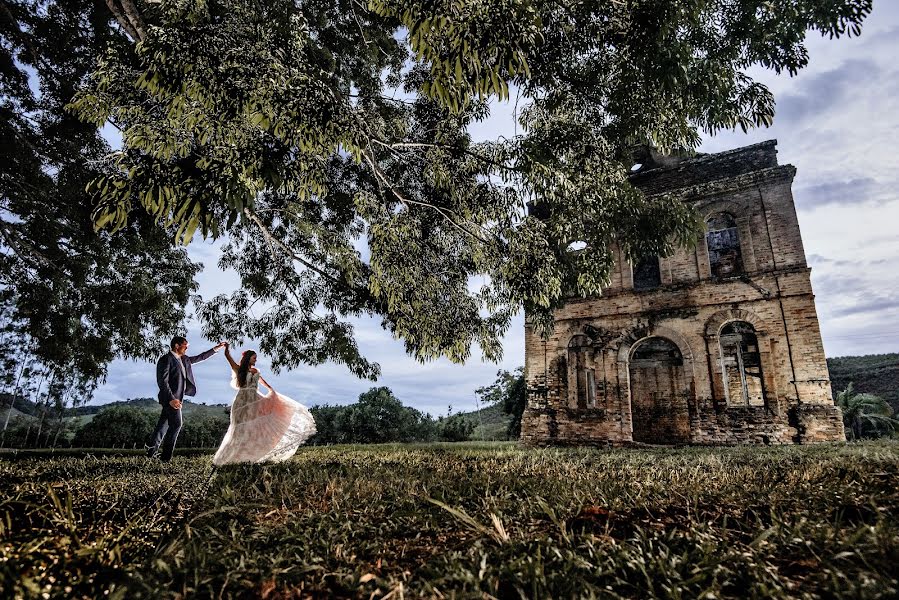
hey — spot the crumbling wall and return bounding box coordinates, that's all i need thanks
[522,140,844,446]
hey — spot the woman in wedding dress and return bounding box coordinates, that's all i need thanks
[212,344,316,465]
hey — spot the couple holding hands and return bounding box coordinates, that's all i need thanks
[146,337,316,465]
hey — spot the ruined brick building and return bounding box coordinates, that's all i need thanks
[521,140,845,445]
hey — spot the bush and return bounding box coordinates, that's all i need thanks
[179,415,230,448]
[437,414,476,442]
[476,367,526,439]
[72,405,156,448]
[309,387,439,444]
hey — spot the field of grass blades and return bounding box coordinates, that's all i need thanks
[1,441,897,598]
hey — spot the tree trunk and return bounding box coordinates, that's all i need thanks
[103,0,140,41]
[118,0,148,41]
[33,372,57,448]
[52,422,62,448]
[1,357,29,446]
[34,403,46,448]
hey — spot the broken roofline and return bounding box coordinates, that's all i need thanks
[630,140,788,197]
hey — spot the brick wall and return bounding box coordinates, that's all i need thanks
[522,140,845,446]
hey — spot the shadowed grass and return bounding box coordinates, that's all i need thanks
[2,442,897,598]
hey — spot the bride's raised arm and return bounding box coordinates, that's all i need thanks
[224,344,239,372]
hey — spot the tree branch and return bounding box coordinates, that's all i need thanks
[103,0,140,41]
[243,208,344,283]
[118,0,148,41]
[366,139,515,247]
[361,146,495,246]
[0,220,62,275]
[370,138,522,176]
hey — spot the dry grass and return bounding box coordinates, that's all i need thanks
[2,441,898,598]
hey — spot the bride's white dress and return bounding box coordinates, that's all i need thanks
[213,371,316,465]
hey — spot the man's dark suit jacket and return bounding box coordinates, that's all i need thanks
[156,348,217,405]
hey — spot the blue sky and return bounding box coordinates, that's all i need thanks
[91,1,899,413]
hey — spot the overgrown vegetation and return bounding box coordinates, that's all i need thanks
[2,442,897,598]
[828,354,899,412]
[835,384,899,440]
[476,367,526,439]
[2,386,482,449]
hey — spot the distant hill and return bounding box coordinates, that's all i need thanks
[827,353,899,412]
[459,403,512,441]
[67,397,161,415]
[71,398,231,418]
[2,396,229,420]
[0,393,37,417]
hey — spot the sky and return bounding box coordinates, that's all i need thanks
[90,1,899,413]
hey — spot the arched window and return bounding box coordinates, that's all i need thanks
[706,212,743,278]
[633,255,661,290]
[568,335,596,408]
[631,337,683,367]
[719,321,765,406]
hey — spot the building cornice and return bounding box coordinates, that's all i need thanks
[652,165,797,201]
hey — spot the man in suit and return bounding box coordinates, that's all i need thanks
[146,336,226,462]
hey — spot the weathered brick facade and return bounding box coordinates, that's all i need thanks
[521,140,845,446]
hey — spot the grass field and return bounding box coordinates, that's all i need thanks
[2,442,898,599]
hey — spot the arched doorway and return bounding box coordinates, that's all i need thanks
[628,337,691,444]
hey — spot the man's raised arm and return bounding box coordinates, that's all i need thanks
[186,341,227,364]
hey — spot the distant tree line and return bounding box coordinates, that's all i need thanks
[1,397,231,450]
[310,387,476,445]
[6,369,893,448]
[0,387,485,449]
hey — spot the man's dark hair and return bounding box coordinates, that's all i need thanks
[170,336,187,350]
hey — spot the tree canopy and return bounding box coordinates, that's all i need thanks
[60,0,872,378]
[1,0,201,398]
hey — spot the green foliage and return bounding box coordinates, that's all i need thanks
[63,0,871,375]
[310,386,438,444]
[72,405,157,448]
[437,412,476,442]
[66,400,230,449]
[2,396,233,449]
[828,353,899,412]
[0,1,201,394]
[476,367,526,438]
[178,414,231,448]
[463,402,513,441]
[0,415,36,448]
[2,443,898,597]
[835,383,899,441]
[309,387,483,444]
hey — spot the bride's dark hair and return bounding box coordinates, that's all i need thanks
[236,350,256,387]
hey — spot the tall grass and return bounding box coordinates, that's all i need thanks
[2,442,897,598]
